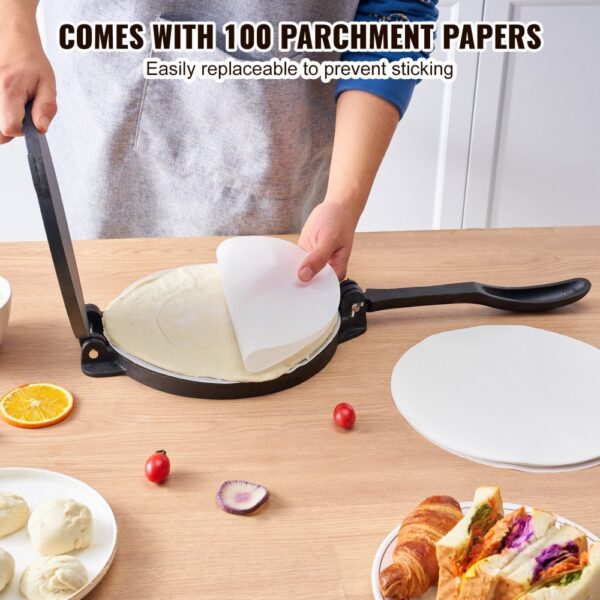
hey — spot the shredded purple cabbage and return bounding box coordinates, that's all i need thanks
[504,514,534,550]
[532,542,580,584]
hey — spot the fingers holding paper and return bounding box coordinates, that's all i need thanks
[297,201,355,282]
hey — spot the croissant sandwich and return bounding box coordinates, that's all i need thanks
[379,495,463,599]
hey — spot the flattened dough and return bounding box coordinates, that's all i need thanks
[103,264,338,382]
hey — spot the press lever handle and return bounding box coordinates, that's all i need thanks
[23,101,91,340]
[365,278,591,313]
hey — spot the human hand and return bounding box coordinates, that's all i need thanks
[0,27,56,144]
[296,90,397,282]
[297,200,358,282]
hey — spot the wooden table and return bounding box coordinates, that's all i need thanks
[0,227,598,599]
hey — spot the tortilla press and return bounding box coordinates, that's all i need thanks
[22,104,592,399]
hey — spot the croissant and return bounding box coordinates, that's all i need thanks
[379,495,463,600]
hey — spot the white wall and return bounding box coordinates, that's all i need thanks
[358,0,484,231]
[1,1,599,242]
[0,138,46,241]
[360,0,600,232]
[462,0,600,228]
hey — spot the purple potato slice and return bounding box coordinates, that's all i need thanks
[216,480,270,515]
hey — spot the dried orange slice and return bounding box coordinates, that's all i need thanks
[0,384,74,429]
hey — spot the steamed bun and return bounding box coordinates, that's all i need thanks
[0,547,15,592]
[20,555,88,600]
[0,491,29,537]
[28,499,93,555]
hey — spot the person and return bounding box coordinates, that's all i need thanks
[0,1,438,282]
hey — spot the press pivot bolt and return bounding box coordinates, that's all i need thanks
[351,303,362,314]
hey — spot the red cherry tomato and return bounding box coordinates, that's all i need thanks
[333,403,356,429]
[145,450,170,483]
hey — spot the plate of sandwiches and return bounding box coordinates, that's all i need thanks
[372,486,599,600]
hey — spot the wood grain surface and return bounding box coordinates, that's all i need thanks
[0,227,598,600]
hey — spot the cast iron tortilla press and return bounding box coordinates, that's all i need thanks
[22,103,592,399]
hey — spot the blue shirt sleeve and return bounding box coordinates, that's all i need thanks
[335,0,440,118]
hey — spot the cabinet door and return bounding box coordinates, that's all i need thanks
[464,0,600,228]
[358,0,484,232]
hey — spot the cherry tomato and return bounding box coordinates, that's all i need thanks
[145,450,170,483]
[333,403,356,429]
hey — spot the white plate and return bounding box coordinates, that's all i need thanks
[0,468,118,599]
[391,325,600,467]
[371,501,598,600]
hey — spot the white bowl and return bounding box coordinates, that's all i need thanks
[0,276,12,346]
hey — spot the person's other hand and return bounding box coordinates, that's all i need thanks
[297,200,357,282]
[0,31,56,144]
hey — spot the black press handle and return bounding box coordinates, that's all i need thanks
[23,101,91,340]
[365,278,591,313]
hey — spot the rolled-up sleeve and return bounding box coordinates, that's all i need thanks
[335,0,440,118]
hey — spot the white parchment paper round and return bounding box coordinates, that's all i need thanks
[391,325,600,467]
[217,236,340,373]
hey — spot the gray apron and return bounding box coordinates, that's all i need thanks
[44,1,360,239]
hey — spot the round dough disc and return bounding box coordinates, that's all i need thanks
[391,325,600,467]
[103,264,338,383]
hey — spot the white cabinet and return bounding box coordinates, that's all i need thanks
[464,0,600,228]
[360,0,600,232]
[359,0,484,232]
